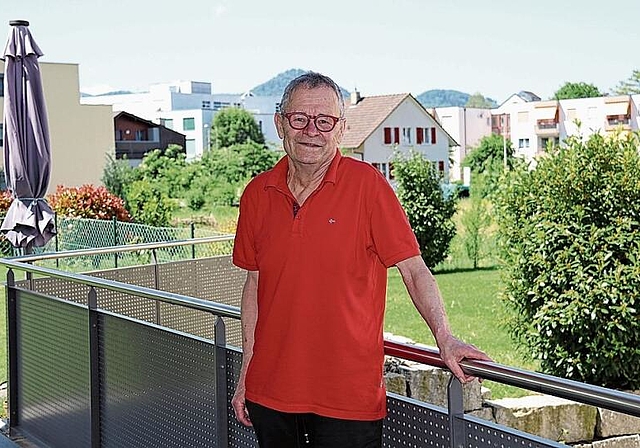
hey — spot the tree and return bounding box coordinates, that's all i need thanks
[494,130,640,389]
[553,82,602,100]
[464,134,513,174]
[465,92,495,108]
[612,69,640,95]
[210,108,265,149]
[393,151,457,269]
[102,153,135,200]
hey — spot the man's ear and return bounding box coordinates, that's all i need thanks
[274,113,284,139]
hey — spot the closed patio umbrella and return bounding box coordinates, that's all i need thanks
[1,20,56,251]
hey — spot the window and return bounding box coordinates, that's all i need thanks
[115,129,123,140]
[416,127,437,145]
[0,123,3,147]
[518,138,530,149]
[0,74,3,97]
[383,127,400,145]
[438,161,445,173]
[135,130,147,141]
[161,118,174,129]
[183,117,195,131]
[517,111,529,123]
[372,162,389,178]
[402,127,412,145]
[540,137,560,149]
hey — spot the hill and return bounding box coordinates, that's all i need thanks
[416,89,497,108]
[250,68,350,98]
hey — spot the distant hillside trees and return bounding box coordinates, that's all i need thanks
[250,68,350,98]
[416,89,497,108]
[553,81,602,100]
[465,92,496,108]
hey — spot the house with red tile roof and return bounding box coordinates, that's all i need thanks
[341,91,457,182]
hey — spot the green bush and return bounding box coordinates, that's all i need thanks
[393,150,457,269]
[494,131,640,389]
[125,180,174,227]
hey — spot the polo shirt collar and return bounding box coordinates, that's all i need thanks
[265,149,342,190]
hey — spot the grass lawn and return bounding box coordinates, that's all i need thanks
[386,266,537,398]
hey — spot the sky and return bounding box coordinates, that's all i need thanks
[1,0,638,104]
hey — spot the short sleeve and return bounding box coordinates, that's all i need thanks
[369,176,420,267]
[232,182,259,271]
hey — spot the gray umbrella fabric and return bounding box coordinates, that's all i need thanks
[1,20,56,249]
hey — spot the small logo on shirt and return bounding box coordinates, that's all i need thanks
[328,218,336,224]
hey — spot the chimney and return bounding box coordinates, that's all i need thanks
[350,89,361,106]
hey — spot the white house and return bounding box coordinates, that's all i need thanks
[340,92,457,182]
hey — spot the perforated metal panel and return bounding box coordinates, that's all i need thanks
[16,290,91,448]
[383,393,450,447]
[194,256,245,304]
[159,303,216,339]
[464,417,564,448]
[17,277,89,305]
[99,312,219,448]
[226,348,259,448]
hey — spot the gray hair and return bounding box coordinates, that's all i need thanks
[279,71,345,117]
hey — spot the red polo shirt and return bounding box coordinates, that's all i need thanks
[233,150,420,420]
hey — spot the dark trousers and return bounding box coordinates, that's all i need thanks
[246,400,383,448]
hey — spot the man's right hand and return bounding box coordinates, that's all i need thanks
[231,384,253,427]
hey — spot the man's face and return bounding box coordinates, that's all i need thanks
[275,85,345,168]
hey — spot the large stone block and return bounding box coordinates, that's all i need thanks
[596,390,640,438]
[385,372,407,396]
[591,435,640,448]
[486,394,597,444]
[399,363,483,412]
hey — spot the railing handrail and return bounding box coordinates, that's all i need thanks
[384,340,640,418]
[0,257,241,319]
[7,235,235,263]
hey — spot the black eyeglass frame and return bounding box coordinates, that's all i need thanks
[281,112,344,132]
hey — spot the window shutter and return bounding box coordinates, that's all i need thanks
[416,128,423,144]
[431,127,437,144]
[394,127,400,144]
[384,127,391,144]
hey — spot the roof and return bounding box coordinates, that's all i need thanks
[341,93,409,148]
[341,93,457,148]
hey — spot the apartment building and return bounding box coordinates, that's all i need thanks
[0,61,113,193]
[433,92,640,179]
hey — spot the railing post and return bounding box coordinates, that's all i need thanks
[112,216,118,268]
[88,287,102,448]
[447,376,465,448]
[6,269,19,433]
[55,213,59,268]
[190,222,196,259]
[152,249,161,325]
[213,317,229,447]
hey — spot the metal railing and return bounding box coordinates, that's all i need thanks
[1,241,640,447]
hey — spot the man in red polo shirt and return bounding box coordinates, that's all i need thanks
[232,72,490,448]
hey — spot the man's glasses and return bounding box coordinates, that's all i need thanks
[282,112,343,132]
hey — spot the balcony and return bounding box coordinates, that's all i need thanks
[1,239,639,447]
[535,119,560,136]
[605,114,632,131]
